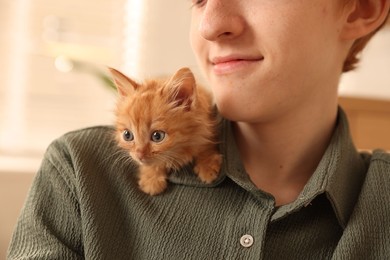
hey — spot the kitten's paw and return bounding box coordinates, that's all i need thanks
[138,175,168,195]
[194,153,222,184]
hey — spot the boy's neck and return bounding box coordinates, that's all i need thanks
[232,103,338,206]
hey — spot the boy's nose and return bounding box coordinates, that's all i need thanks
[198,0,245,41]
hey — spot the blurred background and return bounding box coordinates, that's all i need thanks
[0,0,389,257]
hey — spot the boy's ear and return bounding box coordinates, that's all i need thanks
[340,0,390,40]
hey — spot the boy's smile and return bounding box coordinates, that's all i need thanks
[210,54,264,75]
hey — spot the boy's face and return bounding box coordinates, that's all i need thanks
[190,0,350,123]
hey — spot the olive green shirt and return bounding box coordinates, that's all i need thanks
[7,109,390,259]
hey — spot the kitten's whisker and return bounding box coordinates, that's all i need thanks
[102,148,135,168]
[154,151,189,170]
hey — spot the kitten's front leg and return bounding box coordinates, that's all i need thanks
[138,165,168,195]
[194,149,222,184]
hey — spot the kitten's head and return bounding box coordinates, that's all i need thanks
[110,67,203,169]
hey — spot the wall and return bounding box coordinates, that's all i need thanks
[0,173,35,259]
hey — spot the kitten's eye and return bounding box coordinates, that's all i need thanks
[151,131,166,143]
[122,129,134,141]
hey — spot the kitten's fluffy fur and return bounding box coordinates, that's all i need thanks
[110,67,222,195]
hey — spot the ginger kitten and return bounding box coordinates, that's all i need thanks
[110,67,222,195]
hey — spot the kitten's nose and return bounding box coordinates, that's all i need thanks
[135,150,147,163]
[136,152,145,161]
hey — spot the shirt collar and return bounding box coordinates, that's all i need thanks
[313,107,368,228]
[268,108,368,228]
[169,107,368,228]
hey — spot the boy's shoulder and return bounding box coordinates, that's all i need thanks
[370,149,390,164]
[355,149,390,210]
[62,125,116,142]
[55,125,116,149]
[337,149,390,255]
[45,125,118,165]
[367,149,390,176]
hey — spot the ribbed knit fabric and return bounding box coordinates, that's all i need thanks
[7,108,390,259]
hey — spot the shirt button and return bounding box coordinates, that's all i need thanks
[240,234,254,248]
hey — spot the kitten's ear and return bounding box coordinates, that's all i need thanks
[168,67,196,109]
[108,67,139,97]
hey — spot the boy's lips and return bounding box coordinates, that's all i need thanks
[210,55,264,75]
